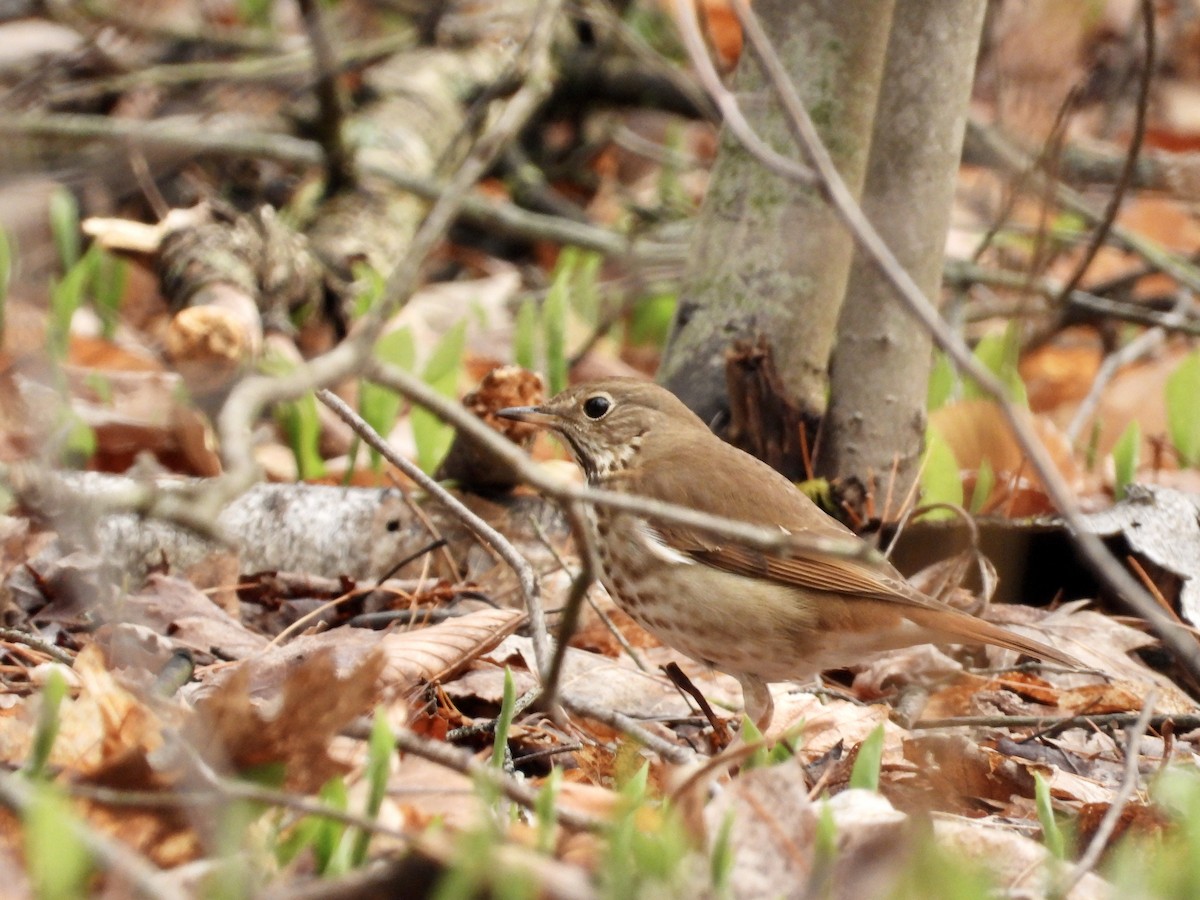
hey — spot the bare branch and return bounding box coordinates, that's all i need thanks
[1052,0,1154,307]
[1060,691,1158,895]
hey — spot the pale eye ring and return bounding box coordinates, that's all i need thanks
[582,395,612,420]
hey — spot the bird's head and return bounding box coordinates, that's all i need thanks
[497,378,706,481]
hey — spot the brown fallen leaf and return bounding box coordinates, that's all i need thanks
[186,648,386,793]
[188,608,526,712]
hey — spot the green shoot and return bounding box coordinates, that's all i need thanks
[1034,771,1065,859]
[359,327,416,471]
[23,782,92,900]
[534,768,562,855]
[964,325,1027,405]
[60,409,97,468]
[891,829,994,899]
[811,801,838,887]
[513,299,539,373]
[1166,351,1200,467]
[710,810,735,898]
[351,262,387,319]
[47,256,90,362]
[317,779,352,875]
[738,716,769,770]
[91,250,126,340]
[25,668,68,779]
[275,777,349,873]
[968,458,995,514]
[411,320,467,474]
[926,351,957,411]
[1107,766,1200,896]
[349,708,395,867]
[1111,420,1140,501]
[275,391,326,480]
[919,426,962,521]
[848,724,885,792]
[49,187,80,270]
[431,826,536,900]
[602,762,689,898]
[543,258,568,396]
[491,667,517,769]
[512,248,605,389]
[626,292,677,349]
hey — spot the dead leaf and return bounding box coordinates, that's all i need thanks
[187,649,386,792]
[905,733,1033,811]
[117,575,268,663]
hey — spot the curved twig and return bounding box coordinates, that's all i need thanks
[1053,0,1155,307]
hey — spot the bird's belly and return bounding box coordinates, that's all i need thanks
[591,515,823,680]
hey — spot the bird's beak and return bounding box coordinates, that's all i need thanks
[496,405,559,427]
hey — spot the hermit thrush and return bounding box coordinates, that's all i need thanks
[499,378,1076,730]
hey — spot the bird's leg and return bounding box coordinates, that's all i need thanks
[735,672,774,734]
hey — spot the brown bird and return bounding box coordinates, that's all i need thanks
[499,378,1077,731]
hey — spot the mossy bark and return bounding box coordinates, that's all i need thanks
[658,0,894,427]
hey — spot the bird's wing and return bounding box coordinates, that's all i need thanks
[627,431,946,609]
[653,522,1080,667]
[653,522,948,611]
[628,428,1078,666]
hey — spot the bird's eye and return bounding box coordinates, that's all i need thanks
[582,395,612,420]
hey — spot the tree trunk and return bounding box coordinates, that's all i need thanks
[820,0,988,509]
[658,0,894,428]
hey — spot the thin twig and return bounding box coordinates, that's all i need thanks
[296,0,354,193]
[528,514,648,672]
[1053,0,1155,307]
[46,31,415,104]
[718,0,1200,681]
[943,259,1200,337]
[560,695,695,765]
[1059,690,1158,895]
[389,728,605,831]
[0,112,683,266]
[446,688,542,742]
[1066,292,1194,443]
[0,627,74,666]
[317,389,550,683]
[66,778,411,844]
[913,709,1194,731]
[670,0,815,187]
[538,501,601,717]
[968,118,1200,297]
[193,0,567,528]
